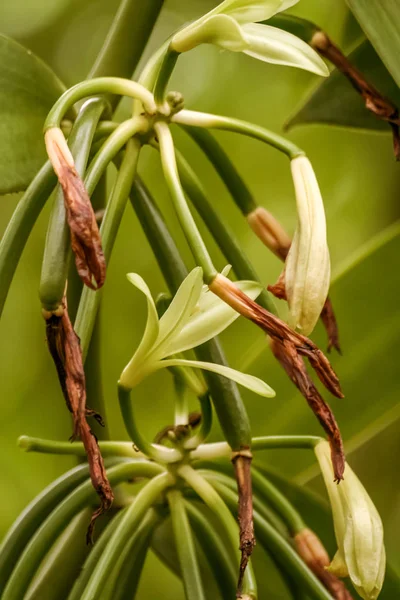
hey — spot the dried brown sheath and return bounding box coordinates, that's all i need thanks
[45,297,113,541]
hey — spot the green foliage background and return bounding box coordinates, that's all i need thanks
[1,0,399,597]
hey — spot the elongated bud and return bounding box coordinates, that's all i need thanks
[315,441,386,600]
[246,206,291,259]
[285,156,330,336]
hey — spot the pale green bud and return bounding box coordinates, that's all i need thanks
[315,441,386,600]
[285,156,330,335]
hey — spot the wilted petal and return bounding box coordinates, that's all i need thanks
[242,23,329,76]
[172,14,247,53]
[285,156,331,335]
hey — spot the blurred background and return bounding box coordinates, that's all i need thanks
[1,0,399,597]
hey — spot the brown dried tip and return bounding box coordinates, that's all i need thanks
[270,338,345,481]
[210,274,343,399]
[294,528,353,599]
[232,450,255,597]
[45,296,113,541]
[45,128,106,289]
[311,31,400,160]
[153,412,202,444]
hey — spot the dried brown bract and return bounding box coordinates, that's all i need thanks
[44,296,113,541]
[311,31,400,160]
[270,338,345,481]
[294,528,353,599]
[45,128,106,289]
[232,450,255,597]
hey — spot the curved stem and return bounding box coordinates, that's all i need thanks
[173,147,277,314]
[117,384,182,463]
[172,110,304,159]
[2,459,162,600]
[81,472,174,600]
[45,78,156,131]
[185,392,213,449]
[185,500,236,600]
[167,489,206,600]
[0,463,91,595]
[212,481,334,600]
[178,465,257,598]
[154,121,217,283]
[153,46,179,105]
[75,137,142,359]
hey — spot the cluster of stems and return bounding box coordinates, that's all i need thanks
[0,1,380,599]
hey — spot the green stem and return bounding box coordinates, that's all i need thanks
[153,46,179,105]
[185,392,213,449]
[18,435,142,458]
[0,463,91,594]
[117,384,182,463]
[174,147,277,314]
[154,121,217,283]
[172,110,304,159]
[75,137,142,360]
[167,489,206,600]
[185,500,236,600]
[109,508,162,600]
[128,177,252,451]
[191,435,322,461]
[80,472,174,600]
[39,98,105,311]
[25,509,92,600]
[44,78,156,131]
[178,465,257,598]
[2,459,160,600]
[67,509,127,600]
[173,372,189,427]
[180,125,256,215]
[212,482,333,600]
[0,162,56,319]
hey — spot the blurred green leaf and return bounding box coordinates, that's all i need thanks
[346,0,400,88]
[0,34,65,194]
[286,40,400,132]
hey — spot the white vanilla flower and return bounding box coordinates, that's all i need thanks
[119,267,275,398]
[171,0,328,76]
[285,156,330,335]
[315,441,386,600]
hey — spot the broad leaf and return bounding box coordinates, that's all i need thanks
[0,34,65,194]
[346,0,400,88]
[286,40,400,132]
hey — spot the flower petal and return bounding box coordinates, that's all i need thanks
[161,358,275,397]
[211,0,292,24]
[172,14,247,53]
[242,23,329,76]
[164,280,263,355]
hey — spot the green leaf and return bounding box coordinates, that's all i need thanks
[0,34,65,194]
[161,358,275,397]
[286,40,400,132]
[346,0,400,88]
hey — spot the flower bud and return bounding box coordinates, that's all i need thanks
[315,440,386,600]
[285,156,330,336]
[247,206,291,259]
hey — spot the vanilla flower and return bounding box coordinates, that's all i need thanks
[119,267,275,398]
[171,0,328,76]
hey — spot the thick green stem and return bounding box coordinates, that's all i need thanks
[39,98,105,311]
[212,482,334,600]
[18,435,143,458]
[172,110,304,159]
[167,489,206,600]
[129,178,252,450]
[153,46,179,105]
[117,384,182,463]
[154,121,217,283]
[2,459,161,600]
[80,472,174,600]
[185,500,236,600]
[178,465,257,598]
[44,79,156,131]
[75,137,142,359]
[174,148,277,314]
[180,125,256,215]
[0,463,91,594]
